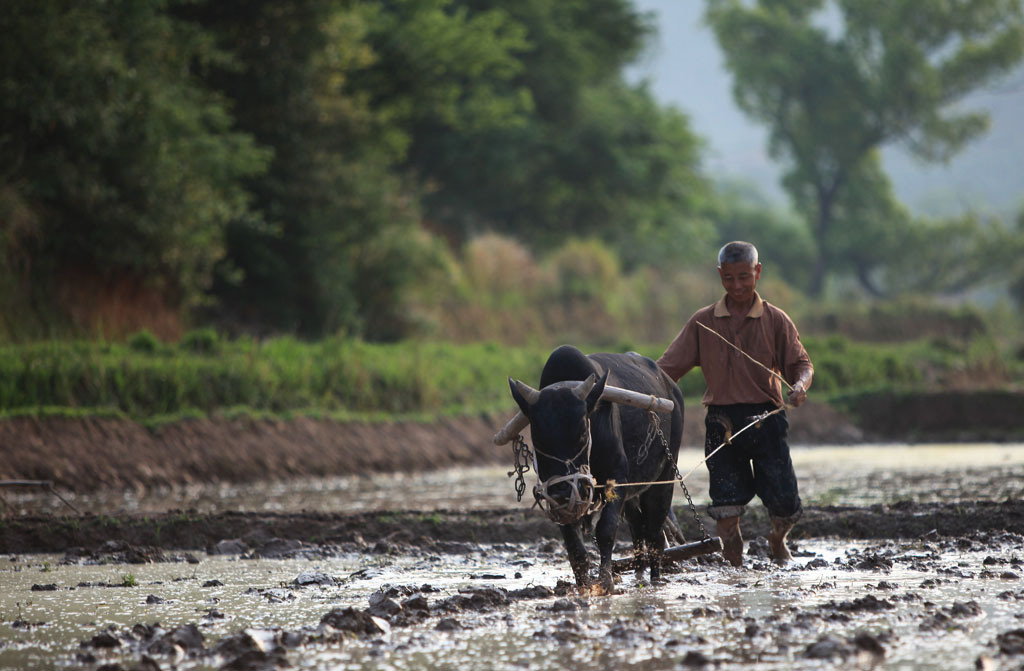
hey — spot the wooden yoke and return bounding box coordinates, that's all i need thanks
[492,385,675,446]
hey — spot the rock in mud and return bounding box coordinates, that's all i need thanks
[949,600,984,618]
[607,621,640,639]
[509,584,555,600]
[213,629,300,670]
[367,593,402,619]
[293,571,335,587]
[249,538,304,559]
[65,540,168,565]
[400,594,430,612]
[824,594,895,613]
[804,634,855,660]
[997,628,1024,655]
[976,654,998,671]
[218,648,292,670]
[747,537,771,560]
[11,619,46,630]
[546,597,589,613]
[211,539,249,555]
[852,632,886,657]
[435,617,462,631]
[85,630,122,648]
[435,586,509,613]
[320,607,390,636]
[533,619,584,643]
[680,650,711,667]
[147,623,205,656]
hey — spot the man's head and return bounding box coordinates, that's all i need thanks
[717,241,761,308]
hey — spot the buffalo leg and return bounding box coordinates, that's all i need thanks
[559,523,590,588]
[623,500,648,581]
[594,499,624,593]
[640,483,675,583]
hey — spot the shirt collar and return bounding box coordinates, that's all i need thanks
[714,292,764,318]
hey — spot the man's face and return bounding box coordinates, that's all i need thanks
[718,261,761,307]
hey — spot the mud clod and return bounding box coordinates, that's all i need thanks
[435,617,462,631]
[680,650,711,666]
[320,607,390,636]
[997,628,1024,655]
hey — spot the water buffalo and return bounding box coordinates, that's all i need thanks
[509,344,684,592]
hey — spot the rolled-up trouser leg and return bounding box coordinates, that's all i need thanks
[704,409,755,521]
[705,405,802,520]
[750,410,802,520]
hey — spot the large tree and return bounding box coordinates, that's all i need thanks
[706,0,1024,296]
[182,0,532,338]
[0,0,267,337]
[381,0,715,267]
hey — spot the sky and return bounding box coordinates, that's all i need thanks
[626,0,1024,218]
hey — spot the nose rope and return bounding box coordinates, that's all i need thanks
[531,419,605,525]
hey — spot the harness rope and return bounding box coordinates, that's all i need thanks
[696,321,794,392]
[507,330,797,533]
[595,406,787,490]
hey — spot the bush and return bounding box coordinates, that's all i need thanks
[127,330,161,353]
[179,328,220,354]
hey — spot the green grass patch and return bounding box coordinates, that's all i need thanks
[0,334,1016,422]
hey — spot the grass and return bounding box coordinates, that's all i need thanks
[0,333,1017,423]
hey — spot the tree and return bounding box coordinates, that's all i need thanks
[383,0,715,267]
[0,0,267,337]
[711,180,815,291]
[183,0,534,338]
[706,0,1024,296]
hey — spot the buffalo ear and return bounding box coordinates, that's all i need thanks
[509,377,538,417]
[585,372,608,414]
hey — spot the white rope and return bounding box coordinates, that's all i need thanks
[596,406,787,491]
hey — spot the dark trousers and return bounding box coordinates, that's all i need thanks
[703,403,802,521]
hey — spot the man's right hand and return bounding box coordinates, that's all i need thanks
[787,382,807,408]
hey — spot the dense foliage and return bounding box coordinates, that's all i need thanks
[2,0,1024,346]
[0,0,713,341]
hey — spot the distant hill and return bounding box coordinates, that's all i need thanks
[627,0,1024,218]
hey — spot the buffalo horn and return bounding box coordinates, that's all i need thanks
[572,373,598,400]
[512,379,540,405]
[493,383,676,446]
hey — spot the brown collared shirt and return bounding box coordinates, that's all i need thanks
[656,292,813,407]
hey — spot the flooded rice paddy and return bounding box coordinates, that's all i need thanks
[8,443,1024,516]
[2,443,1024,670]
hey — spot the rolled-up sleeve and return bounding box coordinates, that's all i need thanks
[777,317,813,390]
[657,314,700,382]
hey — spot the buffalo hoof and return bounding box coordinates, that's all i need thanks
[597,568,616,596]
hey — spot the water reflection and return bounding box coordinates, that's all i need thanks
[6,443,1023,516]
[2,541,1021,670]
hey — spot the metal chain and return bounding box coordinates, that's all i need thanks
[508,434,532,502]
[637,410,659,463]
[650,413,711,541]
[510,415,711,541]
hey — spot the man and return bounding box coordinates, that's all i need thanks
[656,241,812,567]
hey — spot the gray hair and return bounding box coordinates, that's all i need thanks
[717,241,758,267]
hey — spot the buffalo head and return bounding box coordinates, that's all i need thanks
[508,372,608,522]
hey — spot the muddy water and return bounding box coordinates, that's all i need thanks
[2,539,1023,670]
[7,443,1024,515]
[3,444,1024,670]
